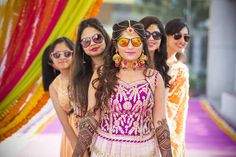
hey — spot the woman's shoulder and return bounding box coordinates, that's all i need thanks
[176,62,189,74]
[50,75,61,90]
[146,68,164,80]
[146,68,163,83]
[176,60,188,68]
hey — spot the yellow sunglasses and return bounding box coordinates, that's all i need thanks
[117,37,142,47]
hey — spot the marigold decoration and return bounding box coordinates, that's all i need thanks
[0,0,104,142]
[0,0,67,102]
[0,82,49,141]
[0,83,36,128]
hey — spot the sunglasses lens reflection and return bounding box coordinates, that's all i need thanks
[118,38,142,47]
[52,52,61,59]
[146,31,162,40]
[173,33,182,40]
[173,33,191,42]
[93,34,103,44]
[81,34,104,48]
[131,38,142,47]
[152,32,162,40]
[64,51,73,57]
[118,38,129,47]
[145,31,151,39]
[81,38,91,48]
[51,51,73,59]
[184,35,191,42]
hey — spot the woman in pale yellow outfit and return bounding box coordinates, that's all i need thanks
[51,75,85,157]
[165,18,191,157]
[42,37,89,157]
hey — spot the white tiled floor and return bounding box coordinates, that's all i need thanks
[0,134,61,157]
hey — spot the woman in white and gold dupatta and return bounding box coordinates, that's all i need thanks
[165,18,191,157]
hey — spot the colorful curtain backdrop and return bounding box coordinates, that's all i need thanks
[0,0,103,141]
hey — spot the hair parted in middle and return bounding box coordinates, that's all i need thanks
[70,18,110,117]
[140,16,171,88]
[93,20,151,112]
[42,37,74,91]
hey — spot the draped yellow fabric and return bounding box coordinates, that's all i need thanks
[0,0,25,62]
[0,0,66,115]
[0,82,48,141]
[0,0,97,112]
[0,0,103,141]
[0,83,36,128]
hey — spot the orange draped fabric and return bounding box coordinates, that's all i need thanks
[0,85,49,141]
[0,0,67,140]
[85,0,103,18]
[166,56,190,157]
[0,0,104,142]
[0,0,25,63]
[0,0,67,102]
[0,82,36,127]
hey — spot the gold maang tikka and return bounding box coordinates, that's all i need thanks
[126,20,134,34]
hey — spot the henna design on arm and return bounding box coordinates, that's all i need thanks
[155,119,173,157]
[72,111,98,157]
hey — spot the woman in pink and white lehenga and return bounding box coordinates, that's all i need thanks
[72,20,173,157]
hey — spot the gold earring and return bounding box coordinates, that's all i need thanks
[112,50,122,67]
[139,51,148,68]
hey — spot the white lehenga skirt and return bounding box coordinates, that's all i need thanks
[90,129,160,157]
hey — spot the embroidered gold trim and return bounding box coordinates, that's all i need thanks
[96,128,155,142]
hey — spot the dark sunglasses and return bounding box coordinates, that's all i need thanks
[50,50,73,59]
[117,37,142,47]
[173,33,191,42]
[80,33,104,48]
[145,31,162,40]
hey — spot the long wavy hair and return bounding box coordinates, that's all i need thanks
[140,16,171,88]
[70,18,110,116]
[42,37,74,91]
[93,20,151,111]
